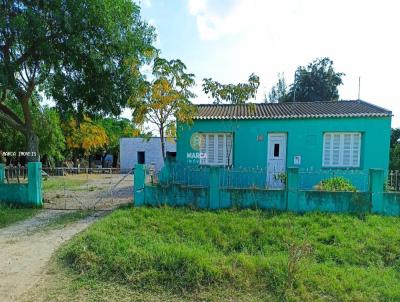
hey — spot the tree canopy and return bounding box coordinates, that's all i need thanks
[129,57,196,160]
[203,73,260,104]
[267,57,345,103]
[0,0,155,161]
[266,73,289,103]
[0,95,65,164]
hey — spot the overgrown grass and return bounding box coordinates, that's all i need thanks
[0,203,39,228]
[59,207,400,301]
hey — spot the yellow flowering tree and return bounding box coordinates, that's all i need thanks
[64,117,109,161]
[129,57,196,160]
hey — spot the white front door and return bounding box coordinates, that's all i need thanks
[267,133,287,189]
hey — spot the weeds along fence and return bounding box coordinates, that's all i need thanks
[299,168,370,192]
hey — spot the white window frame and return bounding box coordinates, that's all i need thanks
[322,132,361,167]
[199,133,233,166]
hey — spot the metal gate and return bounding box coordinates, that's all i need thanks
[42,168,133,210]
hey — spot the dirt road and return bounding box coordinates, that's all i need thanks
[0,210,101,302]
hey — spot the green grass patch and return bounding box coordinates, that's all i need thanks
[0,203,39,228]
[59,207,400,301]
[42,177,87,192]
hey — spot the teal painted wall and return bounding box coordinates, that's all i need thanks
[136,167,400,216]
[0,163,43,207]
[0,183,29,204]
[177,116,391,190]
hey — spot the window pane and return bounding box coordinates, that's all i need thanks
[226,134,232,165]
[332,134,341,165]
[274,144,280,157]
[343,134,351,166]
[352,134,360,166]
[323,134,332,166]
[208,134,215,164]
[217,135,224,164]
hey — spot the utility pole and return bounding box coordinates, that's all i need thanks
[358,76,361,100]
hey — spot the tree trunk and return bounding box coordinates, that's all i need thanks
[25,128,40,162]
[160,126,165,161]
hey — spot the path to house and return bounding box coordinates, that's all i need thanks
[0,210,102,302]
[0,173,133,301]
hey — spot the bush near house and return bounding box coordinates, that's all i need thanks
[58,207,400,301]
[314,176,357,192]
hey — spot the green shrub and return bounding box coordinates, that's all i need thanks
[314,176,357,192]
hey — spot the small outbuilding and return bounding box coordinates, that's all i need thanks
[176,100,392,190]
[119,137,176,173]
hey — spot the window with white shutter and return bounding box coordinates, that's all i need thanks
[322,132,361,167]
[199,133,233,166]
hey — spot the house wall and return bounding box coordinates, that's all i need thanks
[177,116,391,190]
[120,137,176,173]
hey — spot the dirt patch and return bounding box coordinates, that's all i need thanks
[43,173,133,210]
[0,210,103,302]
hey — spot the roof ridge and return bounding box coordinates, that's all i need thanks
[196,100,374,107]
[193,100,391,120]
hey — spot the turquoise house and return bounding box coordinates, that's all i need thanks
[176,100,392,191]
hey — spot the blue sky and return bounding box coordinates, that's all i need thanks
[135,0,400,126]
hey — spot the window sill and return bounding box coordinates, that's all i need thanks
[321,166,362,170]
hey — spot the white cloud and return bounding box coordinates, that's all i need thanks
[187,0,400,126]
[188,0,207,15]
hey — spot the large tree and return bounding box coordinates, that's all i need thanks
[268,57,345,103]
[0,0,155,161]
[0,95,65,165]
[130,57,196,160]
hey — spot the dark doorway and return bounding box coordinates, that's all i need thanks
[137,151,145,164]
[166,151,176,159]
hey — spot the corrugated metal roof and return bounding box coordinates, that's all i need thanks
[194,100,391,120]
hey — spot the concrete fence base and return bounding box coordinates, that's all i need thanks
[133,164,400,215]
[0,162,43,207]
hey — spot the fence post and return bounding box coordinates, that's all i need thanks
[369,169,384,214]
[287,167,299,212]
[159,159,171,185]
[27,162,42,207]
[134,164,145,206]
[209,166,220,210]
[0,164,4,184]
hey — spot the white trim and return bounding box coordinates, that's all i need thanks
[322,132,361,167]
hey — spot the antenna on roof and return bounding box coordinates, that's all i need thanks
[358,76,361,100]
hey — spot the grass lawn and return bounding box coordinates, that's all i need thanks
[0,203,39,228]
[48,207,400,301]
